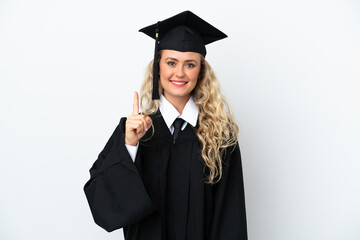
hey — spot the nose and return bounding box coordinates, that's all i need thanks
[175,65,185,78]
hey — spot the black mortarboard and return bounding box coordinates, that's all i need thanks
[139,10,227,100]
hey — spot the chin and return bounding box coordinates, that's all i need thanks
[165,91,191,100]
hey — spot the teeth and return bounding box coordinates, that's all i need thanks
[171,81,186,85]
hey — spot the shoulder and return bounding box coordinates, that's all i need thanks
[147,109,162,121]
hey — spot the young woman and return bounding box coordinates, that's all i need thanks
[84,11,247,240]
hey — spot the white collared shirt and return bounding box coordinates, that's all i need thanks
[159,94,198,134]
[125,94,199,162]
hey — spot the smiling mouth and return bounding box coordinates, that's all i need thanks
[170,80,188,85]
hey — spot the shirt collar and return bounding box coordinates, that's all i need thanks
[159,94,198,129]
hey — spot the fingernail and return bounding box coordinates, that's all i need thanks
[145,128,148,131]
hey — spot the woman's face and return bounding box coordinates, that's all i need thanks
[159,50,201,103]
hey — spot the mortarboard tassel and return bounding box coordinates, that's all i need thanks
[152,21,160,100]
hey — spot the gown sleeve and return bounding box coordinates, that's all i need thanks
[208,143,248,240]
[83,117,156,232]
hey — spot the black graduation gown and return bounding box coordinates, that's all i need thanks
[84,111,247,240]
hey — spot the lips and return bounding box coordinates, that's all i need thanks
[170,80,188,85]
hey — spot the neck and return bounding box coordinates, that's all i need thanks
[164,94,190,115]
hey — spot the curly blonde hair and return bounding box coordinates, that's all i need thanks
[140,52,239,184]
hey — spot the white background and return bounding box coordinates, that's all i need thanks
[1,0,359,239]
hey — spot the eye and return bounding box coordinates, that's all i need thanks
[186,63,196,68]
[167,61,176,66]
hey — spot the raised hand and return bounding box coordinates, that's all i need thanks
[125,91,152,146]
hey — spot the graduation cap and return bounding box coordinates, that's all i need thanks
[139,10,227,100]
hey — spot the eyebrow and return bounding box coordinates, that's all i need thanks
[164,57,198,64]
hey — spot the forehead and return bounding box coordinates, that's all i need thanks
[161,49,201,61]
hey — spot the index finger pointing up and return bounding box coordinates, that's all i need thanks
[133,91,139,115]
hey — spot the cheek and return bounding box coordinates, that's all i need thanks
[188,71,199,90]
[159,67,171,89]
[190,69,201,82]
[159,64,172,79]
